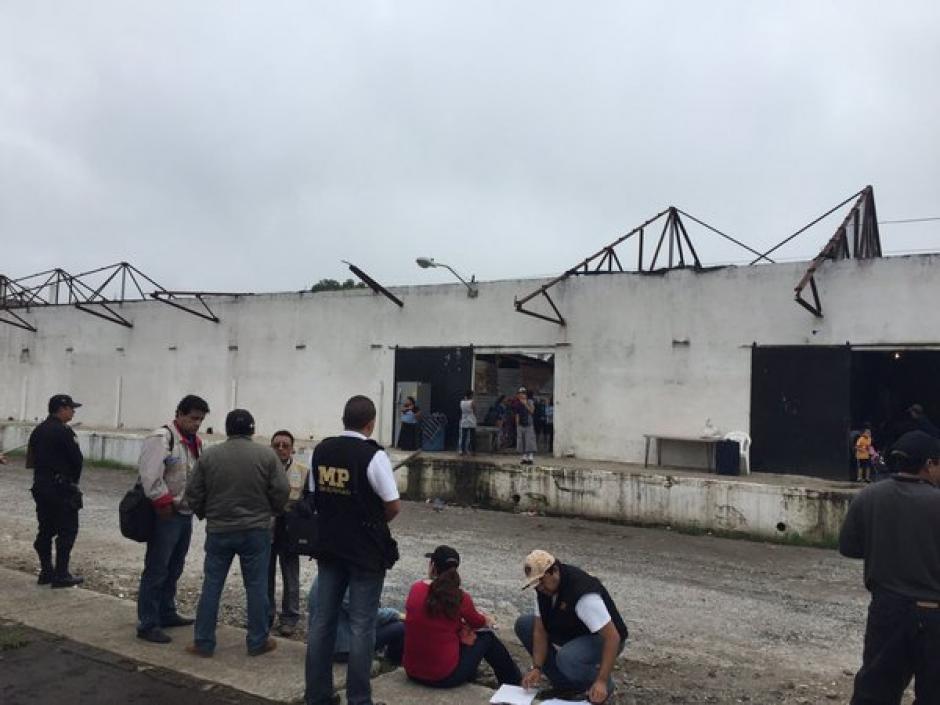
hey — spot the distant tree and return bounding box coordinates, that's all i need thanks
[310,278,367,293]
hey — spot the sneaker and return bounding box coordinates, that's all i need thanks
[37,570,53,586]
[51,574,84,589]
[185,643,213,658]
[247,637,277,657]
[161,614,195,628]
[137,628,172,644]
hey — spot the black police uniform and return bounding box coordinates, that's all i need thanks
[27,415,84,584]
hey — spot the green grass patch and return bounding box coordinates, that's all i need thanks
[0,625,31,651]
[87,459,137,472]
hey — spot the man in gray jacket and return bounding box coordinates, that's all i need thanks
[184,409,290,657]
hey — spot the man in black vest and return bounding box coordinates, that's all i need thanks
[305,395,401,705]
[26,394,85,588]
[515,550,628,704]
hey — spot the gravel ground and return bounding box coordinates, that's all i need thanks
[0,459,890,704]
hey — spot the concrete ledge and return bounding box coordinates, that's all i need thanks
[371,670,494,704]
[397,456,855,545]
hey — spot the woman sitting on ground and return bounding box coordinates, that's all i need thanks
[403,545,522,688]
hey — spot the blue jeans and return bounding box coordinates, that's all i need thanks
[514,614,619,693]
[137,512,192,632]
[194,529,271,654]
[305,559,385,705]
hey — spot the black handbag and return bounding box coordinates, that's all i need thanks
[284,493,319,556]
[119,482,155,543]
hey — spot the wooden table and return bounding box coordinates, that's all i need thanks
[643,433,723,471]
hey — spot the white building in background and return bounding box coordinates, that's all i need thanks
[2,254,938,479]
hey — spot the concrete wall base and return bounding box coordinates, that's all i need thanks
[398,457,852,547]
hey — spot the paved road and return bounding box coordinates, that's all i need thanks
[0,459,873,704]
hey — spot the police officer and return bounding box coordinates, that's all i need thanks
[839,430,940,703]
[305,395,401,705]
[27,394,85,588]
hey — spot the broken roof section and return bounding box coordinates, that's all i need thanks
[0,262,251,332]
[514,187,883,325]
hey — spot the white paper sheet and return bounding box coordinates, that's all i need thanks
[489,684,537,705]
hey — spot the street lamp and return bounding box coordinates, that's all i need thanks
[415,257,478,298]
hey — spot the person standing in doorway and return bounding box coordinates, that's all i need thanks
[855,425,874,483]
[184,409,289,657]
[268,429,309,636]
[458,391,477,456]
[513,388,537,465]
[136,394,209,644]
[839,430,940,703]
[305,395,401,705]
[27,394,85,588]
[397,396,421,451]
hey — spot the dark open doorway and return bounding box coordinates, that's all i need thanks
[751,346,940,479]
[851,350,940,450]
[393,347,473,450]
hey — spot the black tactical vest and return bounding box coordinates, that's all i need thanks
[310,435,397,573]
[536,563,628,645]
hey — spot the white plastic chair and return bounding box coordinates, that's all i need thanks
[723,431,751,475]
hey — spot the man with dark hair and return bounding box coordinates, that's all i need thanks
[135,394,209,644]
[267,429,309,636]
[515,550,628,704]
[27,394,85,588]
[184,409,289,657]
[305,395,401,705]
[839,430,940,703]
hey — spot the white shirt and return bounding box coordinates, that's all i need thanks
[306,431,399,502]
[533,592,611,634]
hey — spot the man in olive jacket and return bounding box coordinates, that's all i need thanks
[184,409,290,657]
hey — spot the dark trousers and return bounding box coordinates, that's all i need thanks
[268,517,301,627]
[411,631,522,688]
[137,512,192,632]
[459,428,476,454]
[851,590,940,704]
[32,487,79,577]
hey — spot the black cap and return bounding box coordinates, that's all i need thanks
[225,409,255,436]
[48,394,82,414]
[425,545,460,573]
[890,431,940,467]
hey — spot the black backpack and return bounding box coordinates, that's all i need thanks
[119,426,174,543]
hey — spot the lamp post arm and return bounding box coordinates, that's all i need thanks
[440,263,478,297]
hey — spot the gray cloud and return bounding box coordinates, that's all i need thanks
[1,1,938,292]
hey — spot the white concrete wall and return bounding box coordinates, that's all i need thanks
[2,255,938,463]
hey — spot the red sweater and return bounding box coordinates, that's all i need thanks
[402,580,487,681]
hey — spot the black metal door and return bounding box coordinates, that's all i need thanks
[750,346,851,478]
[394,347,473,450]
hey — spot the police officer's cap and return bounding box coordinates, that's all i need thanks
[225,408,255,436]
[48,394,82,414]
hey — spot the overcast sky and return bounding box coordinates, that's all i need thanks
[2,1,938,293]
